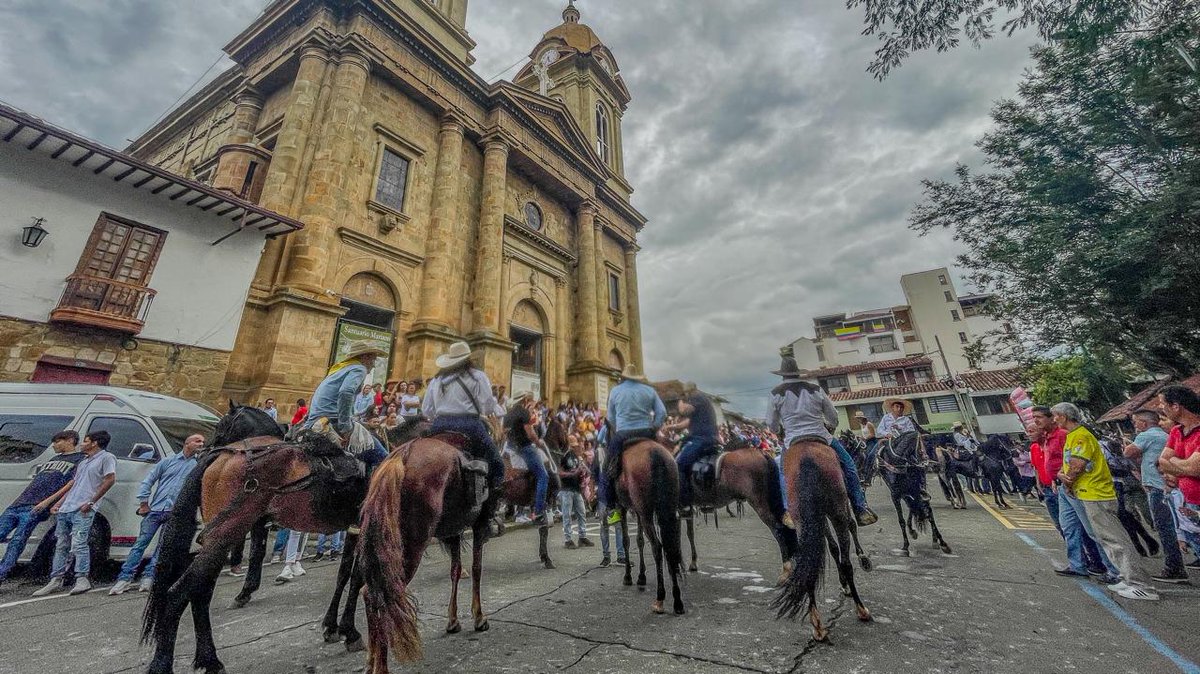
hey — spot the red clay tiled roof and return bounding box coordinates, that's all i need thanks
[960,368,1023,392]
[827,367,1023,402]
[1096,374,1200,423]
[800,357,931,379]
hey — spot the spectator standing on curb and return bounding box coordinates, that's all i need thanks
[32,431,117,597]
[109,434,203,595]
[291,398,308,428]
[1158,386,1200,569]
[0,430,82,584]
[559,435,592,549]
[1032,406,1108,576]
[262,398,278,422]
[1053,402,1156,600]
[1124,408,1189,583]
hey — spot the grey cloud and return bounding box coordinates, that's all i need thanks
[0,0,1035,417]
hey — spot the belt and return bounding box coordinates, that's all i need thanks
[438,413,482,419]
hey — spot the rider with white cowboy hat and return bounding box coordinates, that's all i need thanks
[766,355,878,526]
[602,364,667,513]
[300,339,391,470]
[421,341,505,489]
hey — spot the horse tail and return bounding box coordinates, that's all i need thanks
[772,451,826,620]
[358,452,421,664]
[142,451,217,645]
[649,447,685,576]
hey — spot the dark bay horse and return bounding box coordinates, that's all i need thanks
[142,404,366,674]
[684,446,797,584]
[771,440,871,642]
[879,432,952,557]
[358,432,499,673]
[616,439,685,615]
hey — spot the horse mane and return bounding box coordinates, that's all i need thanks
[213,403,284,446]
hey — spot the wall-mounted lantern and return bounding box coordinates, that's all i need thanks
[21,217,48,248]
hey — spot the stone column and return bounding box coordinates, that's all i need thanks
[593,222,609,359]
[555,277,570,403]
[574,201,600,364]
[252,44,332,292]
[470,137,510,334]
[414,115,466,329]
[499,255,513,331]
[624,244,644,369]
[210,88,266,194]
[281,47,371,294]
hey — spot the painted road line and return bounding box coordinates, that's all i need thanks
[1017,532,1200,674]
[0,585,112,610]
[969,492,1057,530]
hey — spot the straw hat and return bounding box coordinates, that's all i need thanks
[883,397,914,415]
[435,341,473,370]
[952,421,965,430]
[620,364,648,383]
[342,340,388,361]
[771,356,803,381]
[854,410,867,419]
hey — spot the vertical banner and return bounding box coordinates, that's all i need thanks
[1010,387,1035,427]
[332,321,393,385]
[595,377,611,408]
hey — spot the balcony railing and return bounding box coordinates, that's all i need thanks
[49,274,156,334]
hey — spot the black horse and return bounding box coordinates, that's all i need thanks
[878,432,952,556]
[978,437,1015,510]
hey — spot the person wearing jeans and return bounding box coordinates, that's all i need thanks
[505,394,549,523]
[1124,408,1189,582]
[558,435,592,548]
[592,444,626,565]
[33,431,117,597]
[109,434,203,595]
[0,430,82,584]
[314,531,345,560]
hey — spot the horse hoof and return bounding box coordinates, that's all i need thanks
[859,556,873,572]
[857,607,873,622]
[813,630,830,643]
[674,603,686,616]
[842,586,852,597]
[902,550,911,557]
[345,638,366,653]
[229,597,249,610]
[323,630,342,643]
[446,622,462,634]
[940,544,954,555]
[474,619,490,632]
[637,575,647,587]
[651,600,665,614]
[623,576,633,586]
[543,559,556,570]
[688,564,698,573]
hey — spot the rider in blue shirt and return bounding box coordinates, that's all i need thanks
[603,366,667,508]
[301,341,390,470]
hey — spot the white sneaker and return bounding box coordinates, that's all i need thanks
[1116,585,1160,600]
[1106,581,1131,593]
[274,563,295,584]
[292,561,306,577]
[69,578,92,595]
[32,578,65,597]
[108,580,133,596]
[139,577,153,593]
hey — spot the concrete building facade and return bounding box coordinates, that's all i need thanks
[126,0,647,415]
[785,267,1023,437]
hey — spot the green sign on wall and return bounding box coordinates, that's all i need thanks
[332,321,393,385]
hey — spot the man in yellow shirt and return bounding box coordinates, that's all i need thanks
[1053,402,1158,600]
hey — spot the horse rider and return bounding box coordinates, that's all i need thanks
[767,356,878,526]
[299,340,390,471]
[952,421,979,457]
[877,398,919,439]
[662,383,721,517]
[504,391,550,525]
[420,341,506,491]
[603,364,667,512]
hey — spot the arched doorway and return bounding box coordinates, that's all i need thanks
[510,299,547,400]
[331,273,397,385]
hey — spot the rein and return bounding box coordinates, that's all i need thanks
[207,438,317,495]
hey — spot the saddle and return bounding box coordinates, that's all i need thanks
[691,450,726,492]
[427,431,492,516]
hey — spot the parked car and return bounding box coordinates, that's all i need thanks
[0,384,218,576]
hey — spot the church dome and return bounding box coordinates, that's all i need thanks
[542,1,604,53]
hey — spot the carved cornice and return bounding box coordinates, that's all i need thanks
[504,215,576,265]
[337,227,424,268]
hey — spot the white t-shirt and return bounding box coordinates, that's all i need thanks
[58,450,117,513]
[400,393,421,417]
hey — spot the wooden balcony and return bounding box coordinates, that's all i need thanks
[49,274,156,335]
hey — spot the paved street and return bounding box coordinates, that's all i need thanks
[2,485,1199,674]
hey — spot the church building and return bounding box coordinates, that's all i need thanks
[127,0,647,410]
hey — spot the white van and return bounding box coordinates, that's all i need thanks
[0,384,219,573]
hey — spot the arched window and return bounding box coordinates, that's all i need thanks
[595,102,611,165]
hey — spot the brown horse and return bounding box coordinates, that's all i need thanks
[685,447,798,583]
[616,439,686,615]
[142,404,365,674]
[500,449,562,568]
[772,439,871,642]
[358,433,498,674]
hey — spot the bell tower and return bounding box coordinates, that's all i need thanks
[516,1,632,180]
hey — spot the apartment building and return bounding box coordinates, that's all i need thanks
[785,268,1023,437]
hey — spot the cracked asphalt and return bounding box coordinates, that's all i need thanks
[3,484,1199,674]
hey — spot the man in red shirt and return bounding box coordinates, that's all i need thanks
[1158,385,1200,512]
[1032,405,1106,576]
[290,398,308,428]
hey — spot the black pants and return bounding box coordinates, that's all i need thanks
[605,428,658,504]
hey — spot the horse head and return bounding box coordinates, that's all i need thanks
[213,403,284,447]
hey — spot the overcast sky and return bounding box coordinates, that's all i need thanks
[0,1,1037,415]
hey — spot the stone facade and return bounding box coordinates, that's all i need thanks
[0,316,230,405]
[127,0,648,411]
